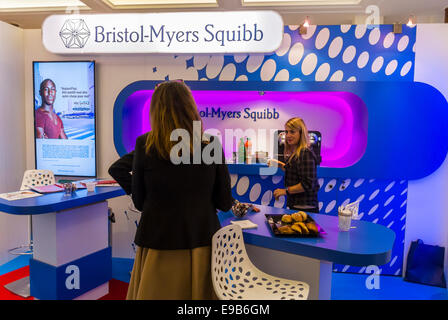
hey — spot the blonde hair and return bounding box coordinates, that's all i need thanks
[284,117,310,163]
[145,81,203,159]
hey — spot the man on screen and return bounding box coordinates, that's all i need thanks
[35,79,68,139]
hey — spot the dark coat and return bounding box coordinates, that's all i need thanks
[131,133,233,250]
[108,151,134,195]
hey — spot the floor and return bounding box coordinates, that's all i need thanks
[1,256,447,300]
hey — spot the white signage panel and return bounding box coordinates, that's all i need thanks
[42,11,284,54]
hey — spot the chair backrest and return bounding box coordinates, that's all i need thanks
[212,224,310,300]
[211,224,254,299]
[20,170,55,191]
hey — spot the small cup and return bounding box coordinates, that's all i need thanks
[63,183,73,195]
[338,210,352,232]
[86,182,96,192]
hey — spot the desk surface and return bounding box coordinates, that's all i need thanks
[218,205,395,266]
[0,187,126,215]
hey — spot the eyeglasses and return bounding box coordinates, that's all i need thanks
[154,79,184,90]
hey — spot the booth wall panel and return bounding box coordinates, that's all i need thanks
[407,24,448,283]
[0,21,27,266]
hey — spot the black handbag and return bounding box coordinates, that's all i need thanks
[405,239,447,288]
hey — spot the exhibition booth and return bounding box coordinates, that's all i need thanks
[0,9,447,300]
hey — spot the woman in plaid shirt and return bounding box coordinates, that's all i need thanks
[269,117,319,213]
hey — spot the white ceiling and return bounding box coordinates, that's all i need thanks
[0,0,446,29]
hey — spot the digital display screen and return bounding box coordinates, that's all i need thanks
[33,61,96,177]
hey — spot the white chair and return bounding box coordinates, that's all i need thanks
[211,224,310,300]
[8,169,55,255]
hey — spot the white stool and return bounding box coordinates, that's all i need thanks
[5,169,55,298]
[8,169,55,255]
[211,224,310,300]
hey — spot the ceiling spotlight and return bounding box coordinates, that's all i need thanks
[303,16,310,28]
[407,15,416,27]
[299,16,310,35]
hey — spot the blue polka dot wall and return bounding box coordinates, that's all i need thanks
[194,24,415,82]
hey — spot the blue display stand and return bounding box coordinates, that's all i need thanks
[0,187,125,300]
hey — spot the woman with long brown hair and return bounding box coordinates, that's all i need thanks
[269,117,319,212]
[126,80,233,300]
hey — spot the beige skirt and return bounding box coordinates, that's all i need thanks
[126,245,217,300]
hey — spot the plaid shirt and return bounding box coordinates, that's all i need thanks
[284,147,319,210]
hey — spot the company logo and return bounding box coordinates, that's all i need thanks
[199,107,280,122]
[44,12,283,53]
[59,19,90,48]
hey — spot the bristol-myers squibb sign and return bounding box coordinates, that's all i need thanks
[42,11,283,54]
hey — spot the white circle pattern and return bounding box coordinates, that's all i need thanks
[342,45,357,64]
[219,63,236,81]
[368,27,381,45]
[383,32,395,49]
[357,51,369,69]
[236,176,250,196]
[371,56,384,73]
[301,53,318,76]
[249,183,262,202]
[400,61,413,76]
[397,35,409,52]
[369,189,380,200]
[274,69,290,81]
[260,59,277,81]
[315,63,331,81]
[330,70,344,81]
[340,25,351,33]
[288,42,305,66]
[355,25,367,39]
[246,54,265,73]
[206,55,224,79]
[328,37,343,58]
[261,190,273,205]
[325,200,337,213]
[385,60,398,76]
[315,28,330,50]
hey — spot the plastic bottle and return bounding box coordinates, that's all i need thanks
[245,138,252,164]
[238,138,245,164]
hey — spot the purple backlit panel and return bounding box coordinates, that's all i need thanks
[124,90,368,168]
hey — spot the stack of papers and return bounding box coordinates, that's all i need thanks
[230,219,258,229]
[80,179,119,187]
[96,180,120,187]
[0,190,43,201]
[27,184,65,194]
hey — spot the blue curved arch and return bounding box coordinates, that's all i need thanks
[113,80,448,180]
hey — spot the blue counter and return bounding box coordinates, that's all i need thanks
[218,205,395,266]
[0,187,125,215]
[218,205,395,299]
[0,186,126,300]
